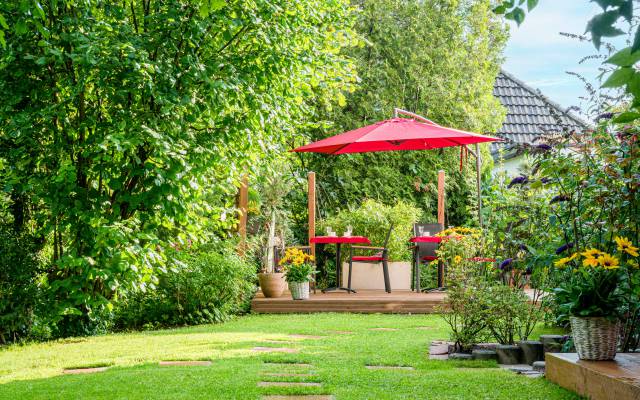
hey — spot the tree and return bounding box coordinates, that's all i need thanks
[295,0,508,224]
[0,0,357,336]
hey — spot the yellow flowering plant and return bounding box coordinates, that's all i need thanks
[279,248,316,283]
[552,236,639,320]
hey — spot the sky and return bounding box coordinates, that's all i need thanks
[503,0,627,115]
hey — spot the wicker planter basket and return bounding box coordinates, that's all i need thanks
[570,316,619,360]
[289,281,310,300]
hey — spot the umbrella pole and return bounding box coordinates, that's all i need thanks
[475,143,483,229]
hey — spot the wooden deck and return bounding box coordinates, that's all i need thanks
[251,290,445,314]
[546,353,640,400]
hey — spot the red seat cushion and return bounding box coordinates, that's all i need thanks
[352,255,384,262]
[421,256,438,261]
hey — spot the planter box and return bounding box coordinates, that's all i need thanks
[341,261,412,291]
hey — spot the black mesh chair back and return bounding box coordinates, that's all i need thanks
[413,223,444,261]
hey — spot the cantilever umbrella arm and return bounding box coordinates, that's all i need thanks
[393,108,484,227]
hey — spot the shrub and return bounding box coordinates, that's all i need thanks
[114,242,255,330]
[484,284,541,345]
[439,254,491,352]
[0,227,48,343]
[320,199,421,261]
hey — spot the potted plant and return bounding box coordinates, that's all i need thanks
[280,248,315,300]
[552,236,639,360]
[257,212,286,298]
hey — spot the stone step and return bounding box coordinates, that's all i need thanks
[262,396,335,400]
[258,382,322,387]
[365,365,414,370]
[158,360,212,367]
[252,347,299,353]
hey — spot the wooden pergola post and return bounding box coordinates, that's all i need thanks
[308,171,316,256]
[437,170,445,288]
[237,174,249,256]
[437,170,445,226]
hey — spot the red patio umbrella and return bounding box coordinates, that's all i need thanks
[293,117,499,155]
[292,109,501,227]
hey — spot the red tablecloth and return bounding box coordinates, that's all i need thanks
[310,236,371,244]
[409,236,442,243]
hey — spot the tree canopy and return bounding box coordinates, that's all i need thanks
[0,0,357,335]
[297,0,508,224]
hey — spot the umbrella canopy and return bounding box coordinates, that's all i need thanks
[292,117,500,154]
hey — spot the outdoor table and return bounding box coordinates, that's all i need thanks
[310,236,371,293]
[409,236,444,289]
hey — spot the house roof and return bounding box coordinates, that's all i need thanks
[492,70,589,156]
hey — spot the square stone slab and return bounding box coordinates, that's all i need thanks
[288,334,326,340]
[414,326,434,330]
[326,330,353,335]
[429,354,449,360]
[365,365,415,370]
[262,396,335,400]
[258,382,322,387]
[252,347,299,353]
[263,340,294,344]
[262,372,316,377]
[264,362,313,368]
[63,367,109,374]
[159,361,212,367]
[369,328,399,331]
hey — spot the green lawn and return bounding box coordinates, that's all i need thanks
[0,314,579,399]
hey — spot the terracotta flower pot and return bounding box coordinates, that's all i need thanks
[258,272,285,298]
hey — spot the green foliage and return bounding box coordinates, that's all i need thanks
[0,227,48,343]
[320,199,421,262]
[483,161,560,286]
[525,117,640,351]
[439,228,544,347]
[484,284,541,345]
[439,261,491,352]
[114,242,255,330]
[0,0,357,335]
[301,0,507,225]
[284,263,315,283]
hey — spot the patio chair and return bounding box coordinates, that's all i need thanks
[411,223,444,292]
[347,224,394,293]
[275,245,317,294]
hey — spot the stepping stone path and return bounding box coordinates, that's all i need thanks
[429,340,451,359]
[369,328,399,331]
[252,346,299,353]
[263,340,294,344]
[288,334,326,340]
[262,373,316,377]
[259,361,333,399]
[499,364,543,378]
[365,365,414,370]
[264,363,312,368]
[326,330,353,335]
[262,397,335,400]
[449,353,473,361]
[159,360,212,367]
[258,382,322,387]
[63,367,109,374]
[414,326,433,330]
[532,361,546,373]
